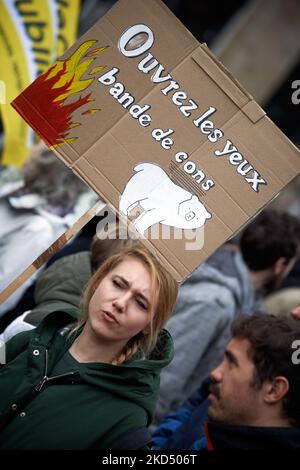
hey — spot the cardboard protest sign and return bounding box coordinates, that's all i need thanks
[12,0,300,282]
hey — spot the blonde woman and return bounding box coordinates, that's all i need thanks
[0,245,178,450]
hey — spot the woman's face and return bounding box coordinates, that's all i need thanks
[87,257,158,344]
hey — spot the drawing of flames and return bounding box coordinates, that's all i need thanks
[22,40,107,148]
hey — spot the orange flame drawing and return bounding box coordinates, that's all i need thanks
[19,41,107,148]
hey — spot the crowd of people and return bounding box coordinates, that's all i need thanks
[0,143,93,317]
[0,152,300,450]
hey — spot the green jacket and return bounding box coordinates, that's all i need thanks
[0,311,174,450]
[26,251,92,326]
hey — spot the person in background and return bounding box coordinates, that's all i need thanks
[264,287,300,317]
[154,210,300,425]
[291,304,300,319]
[0,245,178,450]
[0,144,87,316]
[152,313,300,450]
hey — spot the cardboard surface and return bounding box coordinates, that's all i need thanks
[12,0,300,282]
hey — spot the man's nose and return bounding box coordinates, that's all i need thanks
[210,363,223,383]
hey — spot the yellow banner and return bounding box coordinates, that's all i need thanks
[56,0,80,57]
[0,0,80,167]
[0,0,35,166]
[23,0,58,76]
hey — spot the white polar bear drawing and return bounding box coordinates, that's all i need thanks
[119,163,212,235]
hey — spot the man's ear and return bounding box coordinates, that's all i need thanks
[264,376,289,404]
[273,257,287,276]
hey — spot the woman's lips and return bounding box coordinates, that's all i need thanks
[103,311,119,325]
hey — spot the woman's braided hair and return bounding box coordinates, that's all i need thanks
[111,338,141,366]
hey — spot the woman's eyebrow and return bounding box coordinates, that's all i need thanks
[136,292,150,305]
[116,275,150,304]
[115,275,129,286]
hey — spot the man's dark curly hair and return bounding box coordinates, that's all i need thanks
[232,313,300,426]
[240,209,300,271]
